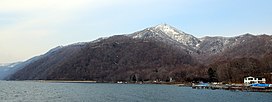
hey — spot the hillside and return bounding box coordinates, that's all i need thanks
[7,24,272,83]
[9,35,197,81]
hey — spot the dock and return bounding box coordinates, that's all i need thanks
[191,83,272,92]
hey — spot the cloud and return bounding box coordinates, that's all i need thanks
[0,0,130,63]
[0,0,87,12]
[0,0,126,13]
[0,0,89,63]
[2,0,270,63]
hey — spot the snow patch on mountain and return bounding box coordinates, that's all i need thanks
[0,63,8,67]
[0,62,21,68]
[197,34,259,54]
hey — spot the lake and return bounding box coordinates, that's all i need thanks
[0,81,271,102]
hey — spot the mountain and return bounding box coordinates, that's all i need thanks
[9,35,197,81]
[7,24,272,83]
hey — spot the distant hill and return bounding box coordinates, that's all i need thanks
[0,62,22,79]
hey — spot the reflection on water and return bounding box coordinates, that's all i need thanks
[0,81,271,102]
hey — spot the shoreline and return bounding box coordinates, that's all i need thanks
[37,80,97,83]
[1,80,190,86]
[1,80,271,92]
[2,80,97,83]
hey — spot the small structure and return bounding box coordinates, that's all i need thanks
[244,76,266,84]
[169,77,174,82]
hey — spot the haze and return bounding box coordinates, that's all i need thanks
[0,0,272,63]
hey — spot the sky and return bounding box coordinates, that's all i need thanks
[0,0,272,63]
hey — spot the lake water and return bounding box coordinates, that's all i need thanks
[0,81,271,102]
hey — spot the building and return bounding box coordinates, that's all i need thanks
[244,76,266,84]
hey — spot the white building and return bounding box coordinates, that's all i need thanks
[244,76,266,84]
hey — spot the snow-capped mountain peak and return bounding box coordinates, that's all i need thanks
[153,24,200,48]
[129,24,201,49]
[153,24,186,35]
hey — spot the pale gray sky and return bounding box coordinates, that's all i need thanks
[0,0,272,63]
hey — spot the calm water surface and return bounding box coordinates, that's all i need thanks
[0,81,271,102]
